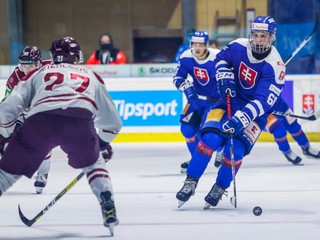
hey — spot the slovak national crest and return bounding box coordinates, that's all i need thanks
[193,67,209,86]
[238,62,258,89]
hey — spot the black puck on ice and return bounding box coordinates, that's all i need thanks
[253,206,262,216]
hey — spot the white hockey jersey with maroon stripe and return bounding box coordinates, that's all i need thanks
[0,63,122,142]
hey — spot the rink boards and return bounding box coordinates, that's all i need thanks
[0,64,319,142]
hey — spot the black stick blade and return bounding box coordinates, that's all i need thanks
[18,204,35,227]
[290,110,320,121]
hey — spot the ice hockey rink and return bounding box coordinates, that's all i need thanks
[1,142,320,240]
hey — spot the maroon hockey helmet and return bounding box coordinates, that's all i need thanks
[49,36,83,64]
[19,46,42,64]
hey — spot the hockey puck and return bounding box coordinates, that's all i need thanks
[253,206,262,216]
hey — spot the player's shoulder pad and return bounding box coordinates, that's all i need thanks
[264,46,286,85]
[180,49,193,60]
[208,48,220,60]
[228,38,248,48]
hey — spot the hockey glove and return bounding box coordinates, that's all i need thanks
[222,110,250,136]
[216,68,236,100]
[98,137,113,162]
[178,80,198,104]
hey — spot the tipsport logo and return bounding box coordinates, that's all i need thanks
[110,90,183,126]
[115,100,178,121]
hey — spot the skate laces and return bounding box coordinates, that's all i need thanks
[207,184,226,200]
[34,174,47,184]
[100,192,118,225]
[181,180,197,194]
[101,196,115,211]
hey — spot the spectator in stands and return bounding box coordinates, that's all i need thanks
[86,33,126,64]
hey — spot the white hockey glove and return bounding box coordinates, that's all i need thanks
[222,110,250,136]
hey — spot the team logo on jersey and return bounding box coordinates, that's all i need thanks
[244,121,261,144]
[193,67,209,86]
[278,71,285,81]
[302,94,315,114]
[277,61,285,66]
[238,62,258,89]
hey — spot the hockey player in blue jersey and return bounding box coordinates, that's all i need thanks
[268,98,320,164]
[176,16,286,208]
[173,31,224,173]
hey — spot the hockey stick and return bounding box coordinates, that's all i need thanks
[275,12,320,121]
[226,92,237,208]
[284,11,319,65]
[289,110,320,121]
[18,171,85,227]
[273,110,320,121]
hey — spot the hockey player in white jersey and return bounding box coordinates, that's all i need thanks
[0,37,122,235]
[1,46,52,194]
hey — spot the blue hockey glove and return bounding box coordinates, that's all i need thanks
[178,80,198,103]
[98,136,113,162]
[222,110,250,136]
[216,68,236,100]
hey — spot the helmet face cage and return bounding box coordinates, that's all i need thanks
[249,16,277,54]
[189,31,209,48]
[50,36,83,64]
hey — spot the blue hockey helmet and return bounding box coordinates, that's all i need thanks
[251,16,277,35]
[190,31,209,47]
[250,16,277,54]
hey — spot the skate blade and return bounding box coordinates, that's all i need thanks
[178,200,186,208]
[293,163,304,166]
[108,224,115,237]
[180,169,187,174]
[35,187,43,194]
[105,221,118,237]
[203,202,211,210]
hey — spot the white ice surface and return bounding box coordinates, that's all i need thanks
[1,142,320,239]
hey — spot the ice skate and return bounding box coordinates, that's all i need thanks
[214,150,224,168]
[34,173,48,194]
[204,183,226,209]
[302,146,320,158]
[180,160,190,174]
[176,176,198,207]
[284,151,302,165]
[100,191,119,236]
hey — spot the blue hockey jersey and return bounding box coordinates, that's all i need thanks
[173,48,221,100]
[215,38,286,121]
